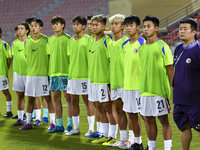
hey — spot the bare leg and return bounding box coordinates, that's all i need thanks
[114,99,127,130]
[82,95,94,116]
[146,116,157,140]
[93,102,100,122]
[158,114,172,140]
[71,95,79,117]
[42,97,48,109]
[65,92,72,118]
[2,89,11,102]
[34,97,41,109]
[103,101,116,125]
[181,122,192,150]
[43,95,55,113]
[128,113,141,137]
[53,91,62,119]
[16,92,25,111]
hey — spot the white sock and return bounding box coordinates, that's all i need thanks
[97,121,100,132]
[34,109,41,121]
[120,130,127,141]
[108,123,117,139]
[164,140,172,150]
[115,124,118,139]
[149,140,156,150]
[6,101,12,112]
[129,130,135,144]
[135,136,142,144]
[49,113,55,124]
[87,115,95,131]
[101,123,109,138]
[72,116,79,129]
[26,113,32,124]
[18,110,24,120]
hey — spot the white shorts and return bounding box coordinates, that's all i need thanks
[12,72,26,92]
[0,76,9,90]
[123,90,141,113]
[140,95,171,117]
[111,88,124,101]
[88,81,111,103]
[67,79,88,95]
[25,76,50,97]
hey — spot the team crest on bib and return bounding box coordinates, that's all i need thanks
[134,49,138,53]
[40,44,43,48]
[186,58,191,64]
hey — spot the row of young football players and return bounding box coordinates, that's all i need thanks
[0,14,174,150]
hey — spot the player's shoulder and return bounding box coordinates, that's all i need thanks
[11,39,20,46]
[83,34,90,40]
[41,35,48,41]
[156,39,169,48]
[48,35,54,41]
[137,36,146,46]
[102,35,111,48]
[64,33,71,39]
[1,40,9,46]
[122,35,129,41]
[122,38,130,49]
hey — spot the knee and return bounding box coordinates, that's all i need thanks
[97,105,104,114]
[146,117,155,124]
[53,95,61,103]
[18,94,24,101]
[128,113,138,120]
[103,104,112,114]
[28,98,34,104]
[140,115,146,121]
[158,115,170,126]
[115,106,123,114]
[44,96,51,103]
[2,89,10,96]
[83,99,88,106]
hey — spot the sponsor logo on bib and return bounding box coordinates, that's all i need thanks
[186,58,191,64]
[134,49,138,53]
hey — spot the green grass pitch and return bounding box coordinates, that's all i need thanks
[0,64,199,150]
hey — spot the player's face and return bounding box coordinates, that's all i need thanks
[87,20,93,33]
[179,23,196,41]
[92,20,105,35]
[52,22,64,32]
[125,22,139,36]
[143,21,158,38]
[111,21,124,34]
[31,21,42,34]
[18,25,27,37]
[73,20,85,34]
[15,31,19,39]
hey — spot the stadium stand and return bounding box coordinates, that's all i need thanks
[159,0,200,54]
[0,0,111,44]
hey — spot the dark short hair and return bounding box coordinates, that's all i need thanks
[124,15,140,26]
[14,27,18,31]
[31,19,43,27]
[18,22,30,36]
[51,16,66,30]
[91,14,107,25]
[179,18,198,31]
[0,27,2,38]
[86,15,93,20]
[143,15,159,27]
[72,15,87,26]
[25,17,37,24]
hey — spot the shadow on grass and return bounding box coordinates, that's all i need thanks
[3,121,118,150]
